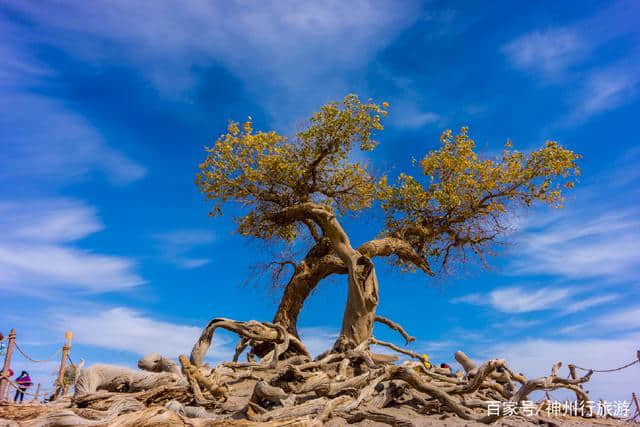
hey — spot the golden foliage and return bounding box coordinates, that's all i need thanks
[377,127,580,267]
[197,95,580,270]
[196,94,387,241]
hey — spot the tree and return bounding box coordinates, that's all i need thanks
[196,94,580,353]
[22,95,590,426]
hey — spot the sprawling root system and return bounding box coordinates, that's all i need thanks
[7,317,598,426]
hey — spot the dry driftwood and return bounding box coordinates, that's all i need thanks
[7,316,599,427]
[74,364,184,395]
[138,352,182,376]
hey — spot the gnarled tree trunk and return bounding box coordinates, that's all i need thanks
[268,203,432,353]
[271,239,345,339]
[306,207,380,352]
[333,253,379,352]
[269,249,379,354]
[273,251,347,338]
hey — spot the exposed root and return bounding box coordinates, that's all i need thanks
[374,315,416,345]
[74,364,184,395]
[190,318,309,367]
[8,317,600,426]
[138,352,182,376]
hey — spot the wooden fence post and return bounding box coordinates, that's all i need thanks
[5,382,13,402]
[54,331,73,399]
[632,392,640,420]
[31,383,41,403]
[0,328,16,401]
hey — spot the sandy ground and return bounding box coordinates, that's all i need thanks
[0,401,636,426]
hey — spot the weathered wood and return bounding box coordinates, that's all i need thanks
[0,328,16,401]
[374,315,416,345]
[17,315,601,427]
[55,331,73,398]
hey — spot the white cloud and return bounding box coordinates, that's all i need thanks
[0,93,146,186]
[5,0,420,121]
[502,3,640,123]
[453,285,621,316]
[549,304,640,335]
[57,307,234,361]
[556,323,587,335]
[561,293,620,315]
[492,319,541,330]
[502,28,586,78]
[154,230,216,246]
[0,245,142,293]
[513,208,640,281]
[153,229,216,269]
[0,199,143,294]
[484,332,640,401]
[299,327,338,357]
[0,20,144,188]
[0,199,102,243]
[571,62,640,122]
[390,101,441,128]
[453,286,572,313]
[595,306,640,330]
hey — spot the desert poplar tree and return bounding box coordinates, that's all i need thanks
[196,94,579,352]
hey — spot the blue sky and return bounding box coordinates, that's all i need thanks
[1,0,638,402]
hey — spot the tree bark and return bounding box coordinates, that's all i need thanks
[301,206,380,351]
[328,253,376,351]
[271,239,429,351]
[267,203,432,352]
[272,243,345,339]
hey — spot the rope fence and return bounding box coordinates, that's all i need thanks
[14,342,62,364]
[1,329,76,402]
[569,349,640,374]
[572,358,639,373]
[0,374,55,398]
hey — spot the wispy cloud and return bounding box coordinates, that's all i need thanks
[154,229,216,269]
[454,285,620,317]
[561,294,620,315]
[389,100,441,129]
[0,199,102,242]
[502,0,640,123]
[299,327,338,357]
[491,319,540,330]
[570,61,640,122]
[0,199,143,294]
[452,286,572,313]
[4,0,420,122]
[0,17,146,187]
[512,208,640,281]
[56,307,209,358]
[0,94,146,186]
[502,28,586,79]
[556,304,640,335]
[595,305,640,330]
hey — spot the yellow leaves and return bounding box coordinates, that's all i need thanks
[198,95,581,254]
[197,94,389,240]
[379,127,580,245]
[228,121,239,136]
[243,119,253,134]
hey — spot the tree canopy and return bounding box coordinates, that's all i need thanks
[196,94,387,242]
[196,94,580,350]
